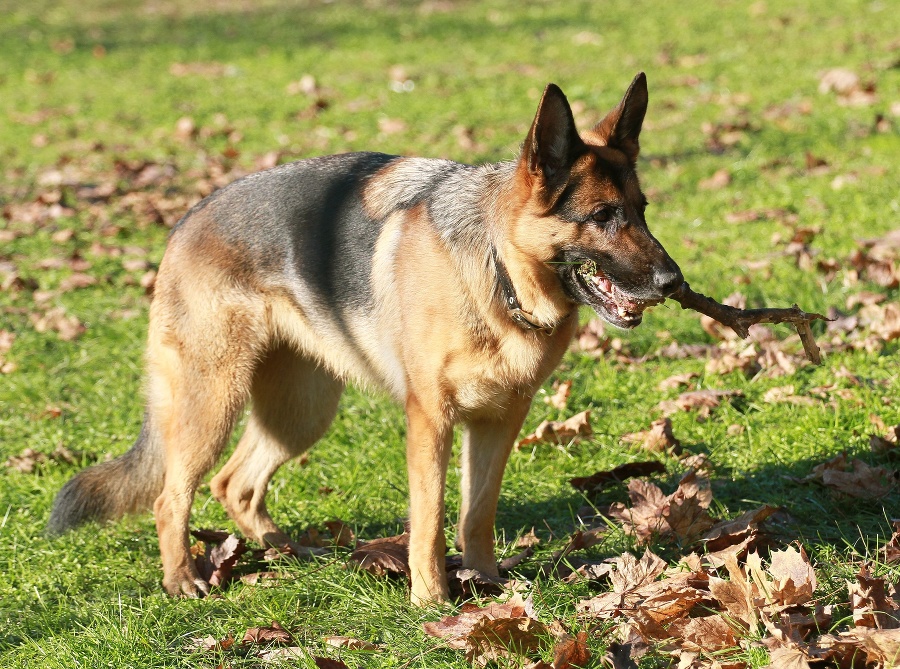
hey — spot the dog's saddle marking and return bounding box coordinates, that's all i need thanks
[491,247,559,335]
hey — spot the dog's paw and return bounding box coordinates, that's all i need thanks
[163,573,211,598]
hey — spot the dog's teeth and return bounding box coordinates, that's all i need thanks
[617,305,628,317]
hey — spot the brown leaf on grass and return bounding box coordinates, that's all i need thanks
[184,634,235,652]
[552,631,591,669]
[313,658,351,669]
[517,529,541,548]
[569,460,667,494]
[562,562,616,584]
[518,410,592,448]
[702,505,778,558]
[0,330,16,355]
[870,425,900,455]
[884,520,900,565]
[609,470,715,545]
[191,531,248,587]
[5,445,92,473]
[324,636,380,651]
[240,571,287,586]
[574,318,608,354]
[242,621,293,645]
[767,546,817,608]
[58,272,97,292]
[657,390,742,419]
[805,453,898,498]
[317,519,355,548]
[0,330,15,374]
[544,380,573,410]
[658,372,699,391]
[169,61,235,78]
[818,68,877,106]
[668,614,740,652]
[762,386,817,406]
[622,418,681,454]
[465,615,549,667]
[849,564,900,630]
[817,628,900,669]
[576,550,667,617]
[699,169,731,190]
[423,597,529,649]
[448,568,524,599]
[765,646,812,669]
[349,533,409,577]
[29,306,85,340]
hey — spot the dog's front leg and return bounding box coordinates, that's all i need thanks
[405,394,453,606]
[457,398,532,575]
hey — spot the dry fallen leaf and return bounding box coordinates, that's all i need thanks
[29,307,85,340]
[700,169,732,190]
[424,596,530,649]
[242,621,293,645]
[657,390,742,419]
[701,505,778,558]
[658,372,699,391]
[608,470,715,545]
[465,615,548,667]
[884,520,900,565]
[324,636,380,651]
[569,460,666,495]
[552,630,591,669]
[518,410,592,448]
[544,379,573,410]
[622,418,682,453]
[804,453,898,498]
[190,531,248,587]
[349,532,410,577]
[762,385,817,406]
[5,445,92,473]
[849,564,899,630]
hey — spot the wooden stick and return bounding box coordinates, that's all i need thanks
[669,283,828,364]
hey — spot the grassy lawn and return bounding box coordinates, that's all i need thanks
[1,0,899,666]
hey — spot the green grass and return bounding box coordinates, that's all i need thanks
[2,0,900,666]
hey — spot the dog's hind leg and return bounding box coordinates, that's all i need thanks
[456,398,532,576]
[211,345,344,550]
[147,291,263,598]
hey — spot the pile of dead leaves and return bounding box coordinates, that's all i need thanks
[576,545,900,669]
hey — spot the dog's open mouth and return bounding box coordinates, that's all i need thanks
[570,259,663,329]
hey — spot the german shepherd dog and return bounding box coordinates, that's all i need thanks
[49,73,682,604]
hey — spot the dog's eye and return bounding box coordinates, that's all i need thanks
[590,207,614,224]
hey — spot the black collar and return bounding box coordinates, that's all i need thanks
[491,246,561,335]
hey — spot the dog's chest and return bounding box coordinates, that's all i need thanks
[445,328,570,415]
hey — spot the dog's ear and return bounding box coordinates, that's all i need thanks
[593,72,648,163]
[522,84,583,186]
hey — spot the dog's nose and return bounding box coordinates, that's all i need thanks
[654,264,684,296]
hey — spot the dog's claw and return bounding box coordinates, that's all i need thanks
[163,572,211,598]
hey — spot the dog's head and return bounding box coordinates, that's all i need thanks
[511,73,683,329]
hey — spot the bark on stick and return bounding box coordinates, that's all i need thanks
[669,283,828,364]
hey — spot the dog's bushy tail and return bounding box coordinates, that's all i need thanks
[47,414,164,535]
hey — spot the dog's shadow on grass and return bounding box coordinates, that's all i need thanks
[491,448,899,561]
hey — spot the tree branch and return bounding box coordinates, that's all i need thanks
[669,283,829,364]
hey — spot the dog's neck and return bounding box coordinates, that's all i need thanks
[491,246,569,335]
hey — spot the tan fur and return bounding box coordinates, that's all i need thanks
[50,76,679,606]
